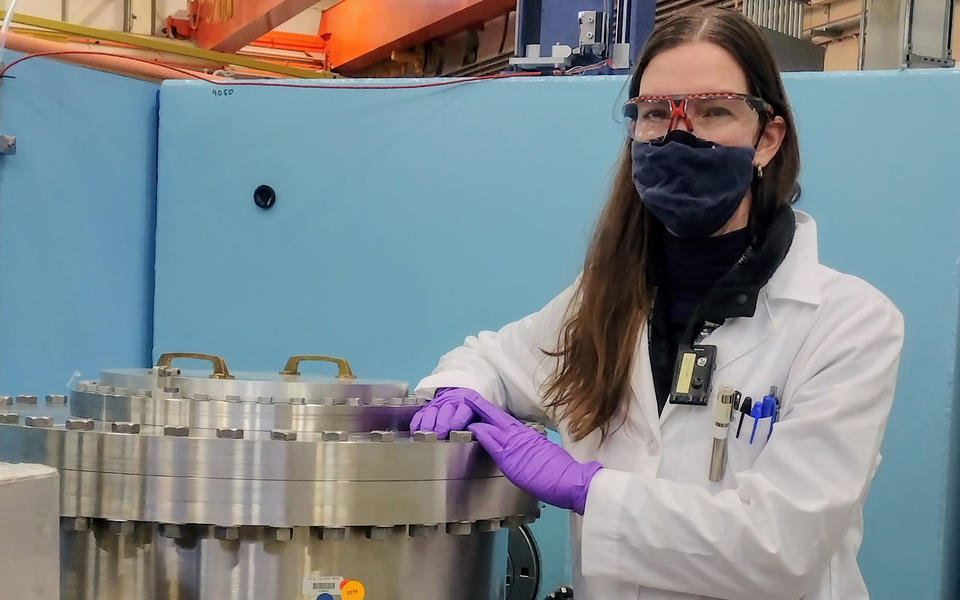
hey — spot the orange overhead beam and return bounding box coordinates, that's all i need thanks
[319,0,515,71]
[196,0,320,53]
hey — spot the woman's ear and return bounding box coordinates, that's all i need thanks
[755,116,786,168]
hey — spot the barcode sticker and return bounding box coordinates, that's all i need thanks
[302,575,343,597]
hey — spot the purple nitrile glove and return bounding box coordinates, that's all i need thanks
[464,395,603,515]
[409,387,482,440]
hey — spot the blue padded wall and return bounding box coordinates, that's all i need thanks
[0,53,158,406]
[154,71,960,599]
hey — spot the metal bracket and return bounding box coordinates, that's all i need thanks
[0,134,15,155]
[906,52,955,66]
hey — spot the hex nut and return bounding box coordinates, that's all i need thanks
[214,526,240,541]
[224,395,241,403]
[111,422,141,434]
[25,416,53,428]
[270,429,298,441]
[216,427,244,439]
[501,516,524,528]
[370,431,396,442]
[387,397,404,406]
[272,527,293,542]
[288,397,306,405]
[366,526,393,540]
[256,396,273,404]
[409,524,438,538]
[0,395,12,406]
[107,520,134,535]
[318,527,345,541]
[16,395,38,405]
[192,393,209,402]
[0,413,20,424]
[62,517,89,532]
[446,521,474,536]
[163,425,190,437]
[160,524,186,539]
[448,430,474,442]
[369,397,385,406]
[65,418,95,431]
[322,431,348,442]
[413,431,438,442]
[45,394,68,405]
[476,519,501,533]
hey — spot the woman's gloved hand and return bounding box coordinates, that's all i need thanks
[464,395,603,515]
[409,387,483,440]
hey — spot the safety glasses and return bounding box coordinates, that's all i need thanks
[622,92,774,142]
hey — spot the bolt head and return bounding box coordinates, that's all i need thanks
[318,527,345,541]
[163,425,190,437]
[45,394,68,405]
[111,422,141,434]
[0,395,12,406]
[65,418,95,431]
[25,416,53,428]
[446,521,473,536]
[272,527,293,542]
[216,427,244,439]
[16,395,38,405]
[270,429,298,441]
[214,526,239,541]
[0,413,19,424]
[370,430,396,442]
[413,431,438,442]
[448,430,474,442]
[107,520,134,535]
[322,431,348,442]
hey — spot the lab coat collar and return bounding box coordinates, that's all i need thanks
[763,209,822,306]
[655,209,823,428]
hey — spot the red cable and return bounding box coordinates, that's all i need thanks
[0,50,547,89]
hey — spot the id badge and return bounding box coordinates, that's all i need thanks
[668,344,717,406]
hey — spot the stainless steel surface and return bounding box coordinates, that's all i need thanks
[0,359,537,600]
[61,521,509,600]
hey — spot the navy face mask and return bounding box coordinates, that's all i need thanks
[631,129,756,238]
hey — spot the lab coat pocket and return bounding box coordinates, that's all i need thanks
[730,415,772,468]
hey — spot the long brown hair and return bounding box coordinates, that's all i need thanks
[543,8,801,441]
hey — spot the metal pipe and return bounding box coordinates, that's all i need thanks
[61,0,69,21]
[858,0,868,69]
[123,0,132,33]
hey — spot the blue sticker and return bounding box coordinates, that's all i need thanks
[316,594,335,600]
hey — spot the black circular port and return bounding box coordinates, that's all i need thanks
[253,185,276,209]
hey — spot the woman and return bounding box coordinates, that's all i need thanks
[412,7,903,600]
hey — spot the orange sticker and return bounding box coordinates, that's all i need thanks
[340,580,365,599]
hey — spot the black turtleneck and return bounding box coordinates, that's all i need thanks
[660,228,752,328]
[648,206,797,413]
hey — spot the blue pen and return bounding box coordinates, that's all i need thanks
[762,394,777,438]
[749,402,763,444]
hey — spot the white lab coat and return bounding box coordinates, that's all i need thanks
[416,210,904,600]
